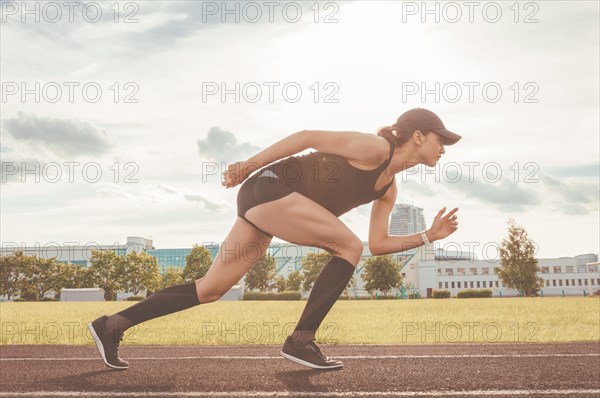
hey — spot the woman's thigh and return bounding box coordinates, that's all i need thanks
[244,192,364,265]
[195,216,273,303]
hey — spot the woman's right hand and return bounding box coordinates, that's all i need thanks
[222,160,259,188]
[428,207,459,241]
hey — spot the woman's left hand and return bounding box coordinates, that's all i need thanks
[428,207,459,241]
[222,160,259,188]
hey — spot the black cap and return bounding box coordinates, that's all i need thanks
[393,108,462,145]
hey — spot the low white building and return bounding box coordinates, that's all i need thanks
[400,245,600,297]
[60,288,105,302]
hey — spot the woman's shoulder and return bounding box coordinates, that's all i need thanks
[280,131,390,169]
[326,134,391,171]
[347,134,392,169]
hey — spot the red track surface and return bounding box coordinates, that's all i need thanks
[1,342,599,397]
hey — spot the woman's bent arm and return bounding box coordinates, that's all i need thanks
[372,207,458,255]
[372,231,435,255]
[222,131,309,188]
[247,130,309,169]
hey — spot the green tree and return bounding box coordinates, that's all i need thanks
[300,253,355,293]
[244,253,276,292]
[20,256,60,300]
[50,263,88,299]
[87,249,124,301]
[286,270,303,292]
[0,251,29,300]
[361,255,402,296]
[182,244,212,282]
[121,251,162,295]
[273,275,287,292]
[344,274,357,297]
[496,218,544,297]
[301,252,331,291]
[161,267,184,289]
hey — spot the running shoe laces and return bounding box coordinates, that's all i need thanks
[110,331,124,359]
[307,340,329,360]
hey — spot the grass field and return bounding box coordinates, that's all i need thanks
[1,297,598,346]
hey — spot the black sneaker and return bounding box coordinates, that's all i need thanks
[280,337,343,370]
[88,315,129,370]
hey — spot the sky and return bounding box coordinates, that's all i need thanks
[1,0,598,260]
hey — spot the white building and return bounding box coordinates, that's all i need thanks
[0,236,155,267]
[389,204,426,236]
[401,244,599,298]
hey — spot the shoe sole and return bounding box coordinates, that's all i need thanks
[279,350,343,370]
[87,323,129,370]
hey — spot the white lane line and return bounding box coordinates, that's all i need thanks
[1,353,598,361]
[0,389,599,396]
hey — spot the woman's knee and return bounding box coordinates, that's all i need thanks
[192,278,216,304]
[334,236,363,266]
[196,283,225,304]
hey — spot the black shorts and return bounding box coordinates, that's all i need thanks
[237,168,294,237]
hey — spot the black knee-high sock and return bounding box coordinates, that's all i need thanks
[291,255,354,344]
[106,281,201,335]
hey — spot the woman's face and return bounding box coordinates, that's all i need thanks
[419,131,446,167]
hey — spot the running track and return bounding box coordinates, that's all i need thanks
[1,342,599,397]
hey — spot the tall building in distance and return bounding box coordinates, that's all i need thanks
[389,203,426,236]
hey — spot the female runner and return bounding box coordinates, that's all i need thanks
[88,107,461,370]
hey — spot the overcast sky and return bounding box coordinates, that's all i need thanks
[1,0,598,260]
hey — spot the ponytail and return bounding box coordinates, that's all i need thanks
[376,125,430,147]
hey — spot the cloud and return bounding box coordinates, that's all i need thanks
[196,126,262,164]
[183,193,228,212]
[443,171,598,215]
[445,176,542,212]
[398,179,435,198]
[558,204,590,215]
[1,1,330,60]
[546,163,600,178]
[2,112,113,157]
[540,173,599,209]
[157,184,178,194]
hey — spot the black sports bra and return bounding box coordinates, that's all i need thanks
[267,137,396,217]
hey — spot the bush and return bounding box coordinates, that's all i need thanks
[457,289,493,298]
[41,297,57,302]
[13,298,27,302]
[243,291,302,300]
[409,292,422,299]
[348,296,373,300]
[126,296,145,301]
[433,290,451,299]
[373,294,398,300]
